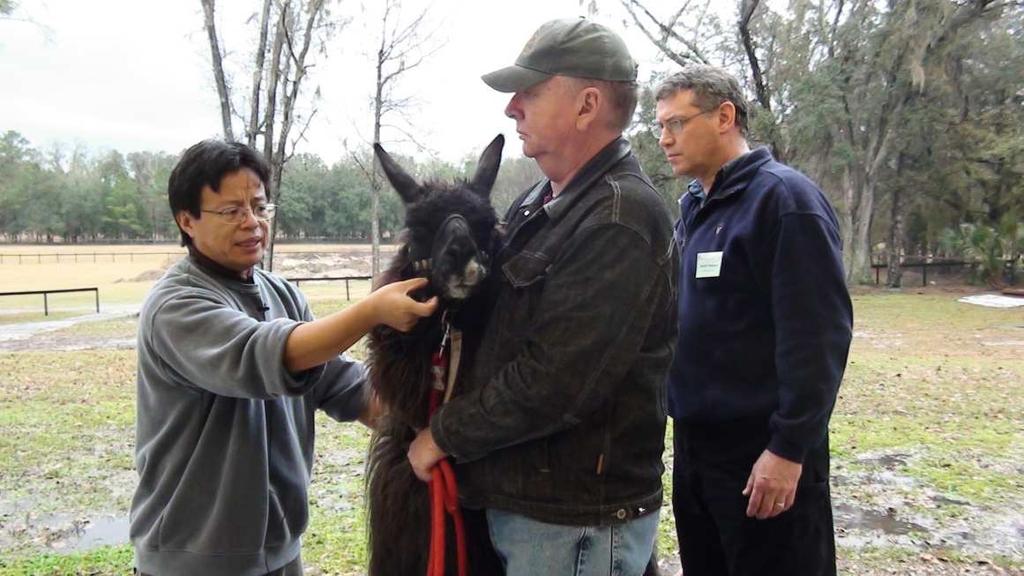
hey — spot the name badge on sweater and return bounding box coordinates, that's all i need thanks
[695,251,723,278]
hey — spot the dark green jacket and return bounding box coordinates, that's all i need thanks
[431,138,678,526]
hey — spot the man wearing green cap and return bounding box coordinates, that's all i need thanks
[407,18,677,576]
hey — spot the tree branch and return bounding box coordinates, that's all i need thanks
[200,0,234,141]
[620,0,710,65]
[738,0,771,113]
[284,108,317,164]
[263,0,288,162]
[246,0,273,147]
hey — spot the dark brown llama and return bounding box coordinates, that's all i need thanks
[365,135,663,576]
[366,135,505,576]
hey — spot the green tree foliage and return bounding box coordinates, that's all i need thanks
[625,0,1024,284]
[127,151,179,242]
[0,134,546,244]
[276,152,404,241]
[866,5,1024,286]
[940,215,1024,287]
[96,151,145,239]
[0,131,40,239]
[455,147,544,216]
[489,156,544,216]
[628,86,679,218]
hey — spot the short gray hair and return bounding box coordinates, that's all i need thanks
[569,77,639,133]
[655,65,749,136]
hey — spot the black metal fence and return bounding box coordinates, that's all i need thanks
[871,260,970,287]
[284,276,373,301]
[871,258,1020,287]
[0,288,100,316]
[0,250,383,264]
[0,252,186,264]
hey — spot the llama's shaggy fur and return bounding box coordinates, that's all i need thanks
[364,134,661,576]
[365,136,505,576]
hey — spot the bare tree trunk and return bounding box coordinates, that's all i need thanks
[262,2,289,272]
[275,0,320,170]
[371,46,383,276]
[367,0,439,276]
[265,0,323,272]
[370,8,389,277]
[200,0,234,141]
[852,172,876,284]
[885,202,904,288]
[246,0,273,148]
[839,167,856,280]
[886,153,905,287]
[737,0,768,108]
[737,0,786,162]
[266,164,283,272]
[263,2,287,166]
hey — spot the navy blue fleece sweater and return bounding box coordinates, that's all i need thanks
[667,147,853,463]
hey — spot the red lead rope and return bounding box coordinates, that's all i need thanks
[426,329,468,576]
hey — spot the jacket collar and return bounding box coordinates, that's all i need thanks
[679,147,773,211]
[537,137,633,222]
[188,245,256,284]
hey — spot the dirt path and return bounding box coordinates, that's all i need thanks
[0,306,138,351]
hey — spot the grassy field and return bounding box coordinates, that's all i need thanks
[0,244,380,321]
[0,247,1022,575]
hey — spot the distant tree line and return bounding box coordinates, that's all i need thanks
[0,130,540,245]
[3,0,1022,286]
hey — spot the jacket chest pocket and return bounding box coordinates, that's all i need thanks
[501,250,551,289]
[496,250,551,333]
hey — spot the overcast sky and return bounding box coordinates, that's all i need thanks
[0,1,686,164]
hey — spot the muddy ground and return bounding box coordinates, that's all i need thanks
[1,270,1022,574]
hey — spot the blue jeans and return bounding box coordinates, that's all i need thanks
[486,508,659,576]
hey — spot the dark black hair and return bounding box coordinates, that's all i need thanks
[167,140,272,246]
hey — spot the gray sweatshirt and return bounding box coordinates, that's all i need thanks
[130,257,368,575]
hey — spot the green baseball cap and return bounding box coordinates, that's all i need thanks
[482,18,637,93]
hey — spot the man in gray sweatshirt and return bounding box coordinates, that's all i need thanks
[130,140,436,576]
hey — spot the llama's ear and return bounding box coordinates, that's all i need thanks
[470,134,504,198]
[373,142,421,204]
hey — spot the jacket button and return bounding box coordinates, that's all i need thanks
[524,210,531,216]
[615,509,627,520]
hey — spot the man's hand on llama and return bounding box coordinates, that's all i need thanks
[408,428,446,482]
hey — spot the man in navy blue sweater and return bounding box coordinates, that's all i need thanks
[655,65,853,575]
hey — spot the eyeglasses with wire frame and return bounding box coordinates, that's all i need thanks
[200,204,277,224]
[655,109,714,136]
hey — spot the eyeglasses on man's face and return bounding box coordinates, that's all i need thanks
[655,109,714,136]
[201,203,277,224]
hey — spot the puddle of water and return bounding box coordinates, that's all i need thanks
[857,453,909,470]
[834,503,927,535]
[0,307,138,344]
[831,474,854,487]
[0,497,34,516]
[1,511,130,553]
[931,494,971,507]
[61,515,129,552]
[54,337,136,351]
